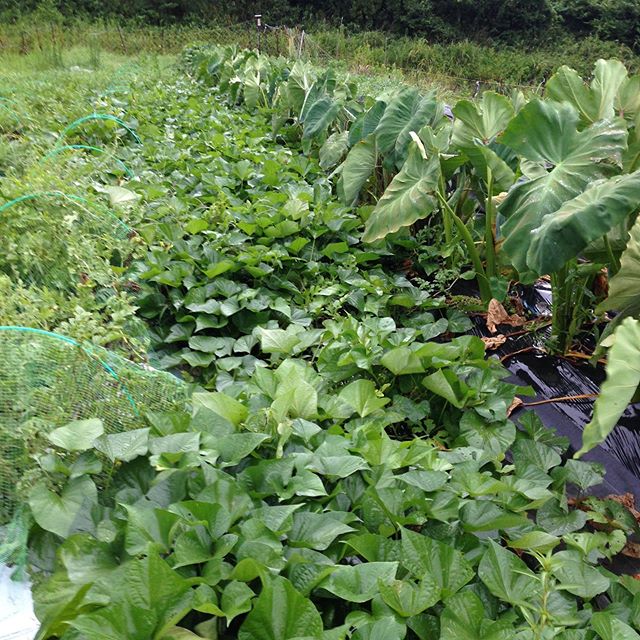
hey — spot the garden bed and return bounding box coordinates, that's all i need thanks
[2,43,640,639]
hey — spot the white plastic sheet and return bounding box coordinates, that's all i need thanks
[0,563,38,640]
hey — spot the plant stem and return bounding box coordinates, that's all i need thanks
[439,176,452,248]
[603,234,621,278]
[484,167,496,280]
[533,566,551,639]
[566,279,587,346]
[551,264,570,354]
[438,192,491,304]
[550,260,586,355]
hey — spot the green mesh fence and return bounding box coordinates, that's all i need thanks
[0,191,131,293]
[40,145,134,178]
[0,326,188,572]
[0,190,148,357]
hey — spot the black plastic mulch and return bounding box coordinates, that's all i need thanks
[471,282,640,498]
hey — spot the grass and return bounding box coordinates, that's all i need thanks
[0,41,176,187]
[1,16,639,101]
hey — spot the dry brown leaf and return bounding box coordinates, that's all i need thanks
[510,295,526,317]
[622,542,640,559]
[594,268,609,298]
[492,192,508,207]
[507,397,524,417]
[482,334,507,350]
[605,493,640,521]
[486,298,526,334]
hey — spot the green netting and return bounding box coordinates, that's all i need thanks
[0,190,131,293]
[56,113,142,147]
[0,326,188,569]
[40,145,134,178]
[0,190,144,353]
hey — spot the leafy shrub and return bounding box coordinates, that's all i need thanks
[553,0,640,49]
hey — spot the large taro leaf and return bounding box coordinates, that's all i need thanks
[598,214,640,318]
[313,67,338,99]
[617,76,640,123]
[452,91,514,147]
[575,317,640,458]
[526,171,640,276]
[349,100,387,146]
[375,86,443,169]
[451,92,515,191]
[546,59,628,125]
[463,145,515,193]
[623,113,640,173]
[319,131,349,170]
[499,99,627,280]
[285,60,315,114]
[243,70,262,110]
[338,135,377,205]
[303,96,340,140]
[362,135,440,242]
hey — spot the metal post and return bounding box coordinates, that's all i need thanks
[117,24,128,55]
[255,14,262,52]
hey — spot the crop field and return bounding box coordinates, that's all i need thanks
[2,34,640,640]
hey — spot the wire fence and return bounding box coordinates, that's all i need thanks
[0,14,548,97]
[228,18,547,97]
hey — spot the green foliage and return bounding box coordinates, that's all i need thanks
[576,317,640,457]
[598,215,640,321]
[553,0,640,49]
[499,99,627,280]
[0,61,151,354]
[545,59,631,125]
[7,33,640,640]
[0,0,555,42]
[180,45,640,465]
[27,388,637,639]
[362,137,440,242]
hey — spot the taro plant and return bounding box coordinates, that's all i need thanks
[335,85,445,205]
[361,91,519,304]
[189,45,360,155]
[497,60,640,353]
[191,46,286,111]
[596,212,640,327]
[275,62,360,154]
